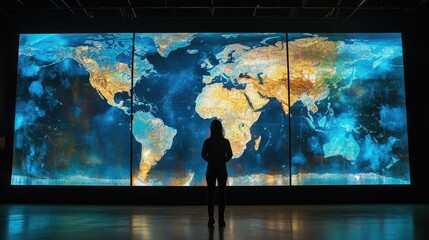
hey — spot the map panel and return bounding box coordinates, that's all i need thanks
[288,33,409,185]
[132,33,290,186]
[12,33,133,185]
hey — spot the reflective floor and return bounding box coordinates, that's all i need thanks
[1,204,428,240]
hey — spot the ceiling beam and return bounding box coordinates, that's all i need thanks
[59,0,76,16]
[75,0,91,18]
[347,0,367,19]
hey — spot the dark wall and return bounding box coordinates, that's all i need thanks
[0,16,18,203]
[401,15,427,203]
[1,14,427,205]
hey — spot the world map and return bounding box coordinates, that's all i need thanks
[12,33,410,186]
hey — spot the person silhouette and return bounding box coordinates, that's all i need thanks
[201,119,233,228]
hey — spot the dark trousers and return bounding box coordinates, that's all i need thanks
[206,169,227,220]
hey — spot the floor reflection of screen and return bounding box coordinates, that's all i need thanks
[12,32,410,186]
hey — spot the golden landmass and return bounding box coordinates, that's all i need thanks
[235,42,289,114]
[73,46,132,111]
[132,111,177,181]
[170,172,195,186]
[195,83,261,158]
[243,84,269,111]
[205,41,290,114]
[254,136,262,151]
[288,36,339,113]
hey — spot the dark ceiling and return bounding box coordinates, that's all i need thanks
[1,0,428,22]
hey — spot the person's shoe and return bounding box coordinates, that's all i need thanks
[218,219,226,228]
[207,218,215,228]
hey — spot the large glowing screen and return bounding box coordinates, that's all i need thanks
[12,33,409,186]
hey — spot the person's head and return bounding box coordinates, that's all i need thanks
[210,119,224,139]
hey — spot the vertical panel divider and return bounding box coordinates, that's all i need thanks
[286,32,292,186]
[130,33,136,187]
